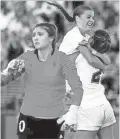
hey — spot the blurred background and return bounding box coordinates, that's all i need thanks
[0,1,119,139]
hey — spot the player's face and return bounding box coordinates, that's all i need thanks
[77,10,94,32]
[32,27,52,50]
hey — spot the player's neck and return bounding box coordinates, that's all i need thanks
[37,47,52,62]
[78,28,86,37]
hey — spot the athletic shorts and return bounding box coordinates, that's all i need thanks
[17,113,64,139]
[77,100,116,131]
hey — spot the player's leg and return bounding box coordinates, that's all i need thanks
[97,101,116,139]
[76,130,98,139]
[76,106,104,139]
[97,125,114,139]
[18,135,27,139]
[64,131,76,139]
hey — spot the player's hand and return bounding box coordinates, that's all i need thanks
[57,105,78,132]
[9,59,25,73]
[78,40,89,47]
[3,59,25,75]
[91,48,97,55]
[57,115,77,132]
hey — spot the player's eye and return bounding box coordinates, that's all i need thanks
[32,33,35,37]
[38,32,43,36]
[87,15,94,21]
[87,16,91,19]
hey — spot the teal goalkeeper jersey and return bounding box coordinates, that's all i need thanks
[16,49,83,118]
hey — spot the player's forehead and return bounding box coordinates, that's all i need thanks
[33,26,47,34]
[81,10,94,17]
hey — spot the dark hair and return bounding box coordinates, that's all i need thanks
[46,2,93,22]
[90,30,111,53]
[34,23,57,55]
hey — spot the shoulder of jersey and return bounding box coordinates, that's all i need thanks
[58,50,66,56]
[65,26,77,38]
[22,50,35,59]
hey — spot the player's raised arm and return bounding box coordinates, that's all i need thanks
[91,49,111,65]
[1,59,25,86]
[77,30,111,70]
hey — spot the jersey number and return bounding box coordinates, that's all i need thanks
[19,120,25,132]
[91,70,102,83]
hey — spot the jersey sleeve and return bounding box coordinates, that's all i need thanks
[17,51,28,61]
[60,52,83,105]
[59,33,79,55]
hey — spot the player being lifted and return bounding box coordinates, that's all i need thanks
[46,2,116,139]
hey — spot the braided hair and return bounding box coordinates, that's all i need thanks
[46,2,93,22]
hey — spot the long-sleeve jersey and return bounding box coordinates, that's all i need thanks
[14,49,83,118]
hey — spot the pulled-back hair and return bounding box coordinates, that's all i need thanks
[34,23,57,55]
[90,30,111,53]
[46,2,93,22]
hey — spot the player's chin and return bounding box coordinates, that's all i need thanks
[86,26,93,32]
[34,46,41,50]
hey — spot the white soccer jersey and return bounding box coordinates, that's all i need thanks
[59,26,107,109]
[75,54,106,109]
[59,26,90,55]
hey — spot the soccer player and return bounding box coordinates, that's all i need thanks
[1,23,83,139]
[46,2,116,139]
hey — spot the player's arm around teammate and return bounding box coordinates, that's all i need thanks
[46,2,109,69]
[75,30,115,139]
[46,2,115,139]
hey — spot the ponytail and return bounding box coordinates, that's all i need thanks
[46,2,93,23]
[46,2,74,22]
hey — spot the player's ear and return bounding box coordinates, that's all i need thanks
[75,16,80,23]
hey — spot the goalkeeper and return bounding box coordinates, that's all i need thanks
[1,22,83,139]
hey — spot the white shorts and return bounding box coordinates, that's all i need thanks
[77,101,116,131]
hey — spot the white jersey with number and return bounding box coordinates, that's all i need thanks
[59,26,107,109]
[75,54,107,109]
